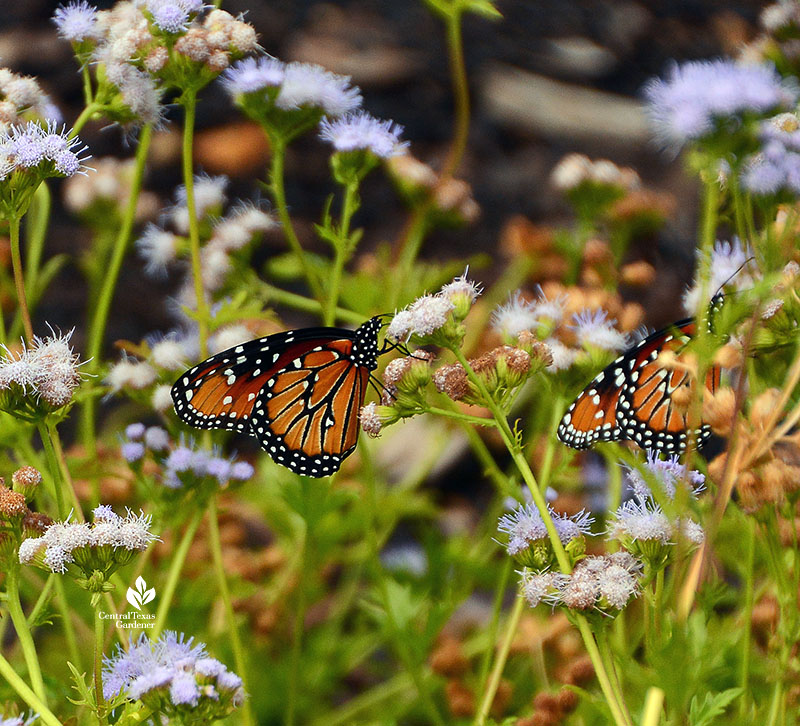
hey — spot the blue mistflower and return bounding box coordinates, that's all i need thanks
[644,59,797,147]
[222,56,285,95]
[52,0,99,42]
[319,111,407,158]
[276,62,362,117]
[146,0,190,34]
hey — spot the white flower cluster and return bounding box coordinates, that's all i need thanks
[0,329,83,409]
[19,506,157,574]
[0,68,61,134]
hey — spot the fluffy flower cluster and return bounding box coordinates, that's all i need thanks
[103,631,246,718]
[319,111,407,159]
[223,56,362,117]
[386,272,480,341]
[644,59,797,147]
[550,153,640,192]
[624,449,706,501]
[682,237,757,314]
[741,112,800,196]
[0,68,60,134]
[568,308,629,352]
[0,122,89,184]
[0,329,84,412]
[0,713,38,726]
[491,288,566,339]
[53,2,258,126]
[498,504,593,569]
[18,506,157,576]
[520,552,643,611]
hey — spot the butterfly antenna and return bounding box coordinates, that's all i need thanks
[713,256,755,298]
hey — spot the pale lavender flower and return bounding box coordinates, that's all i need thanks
[104,631,246,716]
[406,295,453,336]
[319,111,406,158]
[230,461,254,480]
[105,358,157,392]
[644,59,797,147]
[682,237,756,314]
[498,504,591,556]
[171,174,228,232]
[0,712,38,726]
[222,56,285,95]
[150,338,186,370]
[146,0,190,34]
[570,309,628,352]
[276,62,362,117]
[625,449,705,500]
[126,423,146,440]
[122,441,145,463]
[597,564,638,608]
[608,499,673,544]
[53,0,98,41]
[518,569,562,607]
[144,426,170,451]
[381,542,428,577]
[4,122,89,177]
[205,457,231,483]
[165,446,194,473]
[439,269,482,306]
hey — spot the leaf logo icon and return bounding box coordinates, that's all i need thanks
[126,576,155,611]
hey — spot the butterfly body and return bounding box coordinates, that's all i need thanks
[557,316,720,454]
[171,316,383,477]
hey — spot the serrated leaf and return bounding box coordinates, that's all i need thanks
[67,662,95,707]
[688,688,743,726]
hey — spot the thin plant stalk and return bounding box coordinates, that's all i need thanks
[323,181,360,326]
[207,498,254,726]
[152,506,205,638]
[259,281,364,324]
[9,215,34,342]
[268,136,324,302]
[5,567,48,705]
[180,90,210,359]
[739,517,756,716]
[54,577,82,671]
[474,594,523,726]
[440,8,470,179]
[81,123,152,478]
[69,102,103,138]
[37,420,67,520]
[285,519,308,726]
[94,606,108,726]
[26,572,56,627]
[476,557,512,700]
[0,650,63,726]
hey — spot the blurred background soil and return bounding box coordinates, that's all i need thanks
[0,0,767,349]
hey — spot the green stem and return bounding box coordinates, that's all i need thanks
[285,518,308,726]
[94,605,108,725]
[391,206,430,310]
[268,136,324,302]
[259,281,363,324]
[441,8,470,179]
[641,687,665,726]
[152,507,205,638]
[739,517,756,717]
[653,568,665,639]
[24,183,50,312]
[180,91,210,359]
[449,346,570,573]
[26,573,55,628]
[323,181,360,326]
[428,406,498,427]
[37,421,66,520]
[476,558,512,701]
[207,498,254,726]
[69,102,103,137]
[537,395,564,490]
[597,626,630,725]
[474,594,523,726]
[0,650,63,726]
[46,420,83,518]
[54,577,82,671]
[9,215,33,342]
[5,567,48,704]
[81,124,152,486]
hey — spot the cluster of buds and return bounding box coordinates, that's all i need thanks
[434,334,551,406]
[490,282,643,373]
[103,631,246,719]
[0,330,84,419]
[0,468,48,566]
[740,1,800,78]
[497,503,592,570]
[520,552,643,613]
[53,1,258,127]
[705,387,800,512]
[0,68,61,134]
[386,152,480,225]
[19,505,157,598]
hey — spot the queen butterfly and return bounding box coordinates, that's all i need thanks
[171,316,385,477]
[557,305,722,454]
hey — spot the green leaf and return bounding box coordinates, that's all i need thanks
[66,661,95,708]
[688,688,743,726]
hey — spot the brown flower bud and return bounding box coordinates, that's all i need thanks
[702,387,736,436]
[12,466,41,492]
[557,687,579,713]
[713,344,744,369]
[0,486,26,519]
[736,470,761,513]
[22,510,53,536]
[433,363,469,401]
[445,680,474,718]
[582,239,612,267]
[752,389,782,430]
[532,692,560,715]
[620,260,656,287]
[429,636,469,677]
[565,656,595,686]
